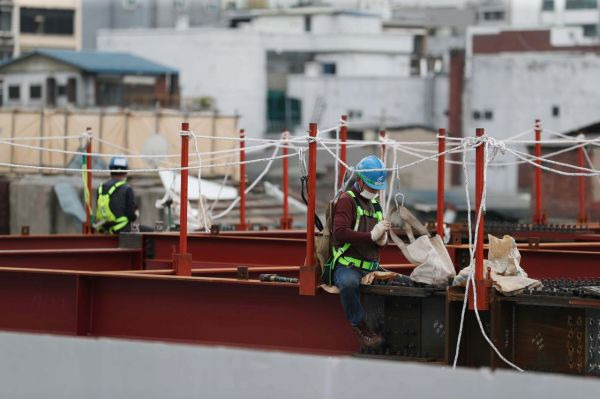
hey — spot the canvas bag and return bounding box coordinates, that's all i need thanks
[388,206,455,286]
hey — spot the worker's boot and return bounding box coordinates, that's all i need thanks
[352,321,384,350]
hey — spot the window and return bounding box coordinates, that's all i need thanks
[20,8,75,35]
[304,15,311,32]
[8,85,19,100]
[322,63,336,75]
[483,11,505,21]
[29,85,41,99]
[348,110,363,119]
[542,0,555,11]
[582,24,598,37]
[565,0,597,9]
[0,9,11,32]
[484,110,493,120]
[57,85,66,96]
[473,111,481,120]
[552,105,560,117]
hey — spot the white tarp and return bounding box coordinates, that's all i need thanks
[159,171,237,201]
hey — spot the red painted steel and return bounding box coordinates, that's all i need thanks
[578,145,587,224]
[533,119,546,224]
[238,129,248,231]
[0,235,118,250]
[0,248,142,271]
[173,122,192,277]
[0,268,358,355]
[339,115,348,190]
[83,127,93,235]
[519,249,600,279]
[281,131,292,229]
[470,128,489,311]
[300,123,318,295]
[437,128,446,238]
[379,130,386,162]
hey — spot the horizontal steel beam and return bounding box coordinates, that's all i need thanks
[0,268,358,355]
[0,235,118,250]
[0,248,142,271]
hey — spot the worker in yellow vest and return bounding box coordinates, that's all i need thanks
[331,155,389,349]
[95,156,137,234]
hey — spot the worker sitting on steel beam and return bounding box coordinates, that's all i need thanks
[95,156,138,234]
[331,155,389,349]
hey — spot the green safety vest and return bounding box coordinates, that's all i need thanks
[331,190,383,272]
[95,180,129,234]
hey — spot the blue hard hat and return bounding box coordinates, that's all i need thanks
[356,155,387,190]
[109,156,128,171]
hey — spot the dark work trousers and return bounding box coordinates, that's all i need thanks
[333,266,369,326]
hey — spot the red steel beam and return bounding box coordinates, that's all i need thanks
[338,115,347,190]
[0,235,118,250]
[173,122,192,276]
[280,131,292,229]
[437,128,446,238]
[533,119,546,224]
[0,248,142,271]
[83,127,93,235]
[0,268,358,355]
[300,123,318,295]
[578,145,587,225]
[238,129,248,231]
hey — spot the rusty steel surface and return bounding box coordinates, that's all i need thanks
[0,267,358,355]
[0,235,118,250]
[0,248,142,271]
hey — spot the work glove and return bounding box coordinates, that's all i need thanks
[375,232,388,247]
[370,220,391,242]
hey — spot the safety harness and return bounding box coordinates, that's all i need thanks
[95,180,129,234]
[331,190,383,272]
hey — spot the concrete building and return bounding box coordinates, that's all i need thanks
[98,7,448,138]
[0,49,179,108]
[81,0,223,50]
[540,0,600,38]
[462,26,600,195]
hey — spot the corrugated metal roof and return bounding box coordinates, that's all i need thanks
[0,49,177,76]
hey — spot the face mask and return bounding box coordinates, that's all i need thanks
[360,190,378,200]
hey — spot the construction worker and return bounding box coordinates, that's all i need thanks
[95,156,137,234]
[331,155,389,349]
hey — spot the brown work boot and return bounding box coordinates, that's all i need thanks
[352,321,384,350]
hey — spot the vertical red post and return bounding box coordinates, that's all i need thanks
[578,143,587,224]
[280,131,292,229]
[379,130,386,162]
[300,123,318,296]
[533,119,546,224]
[173,122,192,276]
[470,127,489,311]
[338,115,347,190]
[83,127,93,234]
[238,129,247,231]
[437,128,446,238]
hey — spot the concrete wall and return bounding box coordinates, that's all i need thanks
[287,75,447,132]
[313,53,411,77]
[1,331,600,398]
[464,52,600,193]
[98,28,266,138]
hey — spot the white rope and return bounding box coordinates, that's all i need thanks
[452,135,524,372]
[212,142,284,220]
[189,131,211,233]
[583,147,600,186]
[1,134,83,141]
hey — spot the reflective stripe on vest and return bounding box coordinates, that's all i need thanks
[331,190,383,272]
[95,180,129,233]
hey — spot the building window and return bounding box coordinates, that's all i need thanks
[552,105,560,117]
[582,24,598,37]
[542,0,555,11]
[20,8,75,35]
[304,15,311,32]
[482,11,505,21]
[57,85,66,96]
[565,0,597,9]
[8,85,20,100]
[473,111,481,120]
[0,9,11,32]
[322,63,336,75]
[348,110,363,119]
[29,85,41,99]
[484,110,493,120]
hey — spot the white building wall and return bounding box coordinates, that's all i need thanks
[311,14,381,34]
[98,28,266,138]
[464,52,600,194]
[2,72,83,107]
[287,75,434,132]
[251,15,305,34]
[314,53,411,77]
